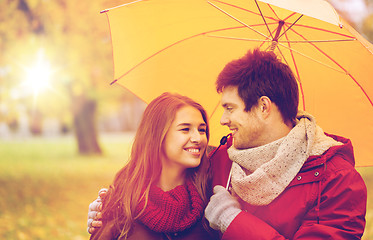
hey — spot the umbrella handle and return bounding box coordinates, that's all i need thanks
[208,133,232,190]
[226,165,233,190]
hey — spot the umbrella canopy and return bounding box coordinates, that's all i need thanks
[101,0,373,166]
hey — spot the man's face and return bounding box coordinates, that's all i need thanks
[220,86,266,149]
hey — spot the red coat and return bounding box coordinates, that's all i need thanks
[210,134,367,239]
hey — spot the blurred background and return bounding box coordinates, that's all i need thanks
[0,0,372,239]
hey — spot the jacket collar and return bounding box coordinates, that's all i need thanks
[301,133,355,171]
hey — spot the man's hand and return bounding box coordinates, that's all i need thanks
[205,185,242,233]
[87,188,107,234]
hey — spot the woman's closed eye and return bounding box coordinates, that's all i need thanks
[199,128,206,134]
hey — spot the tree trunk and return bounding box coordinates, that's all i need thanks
[73,96,102,155]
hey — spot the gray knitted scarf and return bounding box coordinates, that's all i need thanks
[227,113,342,206]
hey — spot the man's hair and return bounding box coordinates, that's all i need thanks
[216,48,299,124]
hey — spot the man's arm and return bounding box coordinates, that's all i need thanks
[205,186,288,240]
[206,167,367,239]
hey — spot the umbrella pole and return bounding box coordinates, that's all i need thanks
[269,20,284,51]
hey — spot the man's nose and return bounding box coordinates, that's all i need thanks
[220,113,230,126]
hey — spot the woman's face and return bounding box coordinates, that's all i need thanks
[162,106,208,172]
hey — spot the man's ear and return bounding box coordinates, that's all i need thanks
[259,96,272,114]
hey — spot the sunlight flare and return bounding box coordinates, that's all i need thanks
[23,49,54,96]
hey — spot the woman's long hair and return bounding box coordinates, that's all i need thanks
[101,92,210,239]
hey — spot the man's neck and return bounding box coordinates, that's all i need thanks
[263,117,294,146]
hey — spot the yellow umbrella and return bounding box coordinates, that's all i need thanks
[101,0,373,166]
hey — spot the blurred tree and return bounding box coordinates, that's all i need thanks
[362,0,373,42]
[0,0,133,155]
[362,15,373,42]
[327,0,373,43]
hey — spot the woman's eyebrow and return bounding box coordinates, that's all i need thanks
[177,123,206,127]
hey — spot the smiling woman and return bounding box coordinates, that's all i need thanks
[89,92,218,240]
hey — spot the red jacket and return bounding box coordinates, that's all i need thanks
[210,134,367,239]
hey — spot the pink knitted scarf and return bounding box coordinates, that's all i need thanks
[135,180,204,233]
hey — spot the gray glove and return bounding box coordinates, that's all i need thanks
[87,188,107,233]
[205,185,242,233]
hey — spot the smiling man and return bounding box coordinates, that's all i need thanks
[205,48,367,239]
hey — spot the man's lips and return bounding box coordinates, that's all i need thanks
[230,128,237,136]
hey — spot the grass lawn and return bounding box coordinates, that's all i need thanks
[0,134,132,240]
[0,134,371,239]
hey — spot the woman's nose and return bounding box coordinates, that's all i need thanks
[190,130,202,143]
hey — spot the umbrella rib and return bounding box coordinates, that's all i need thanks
[266,3,282,20]
[209,101,221,120]
[281,34,306,111]
[283,23,351,74]
[207,1,271,40]
[205,35,357,43]
[277,42,346,74]
[278,39,357,43]
[282,12,298,22]
[282,27,373,108]
[275,44,291,67]
[254,0,274,39]
[266,6,354,40]
[110,26,251,84]
[275,12,355,41]
[100,0,144,13]
[278,14,304,39]
[288,24,356,39]
[347,75,373,107]
[206,35,272,42]
[209,0,278,22]
[205,22,276,41]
